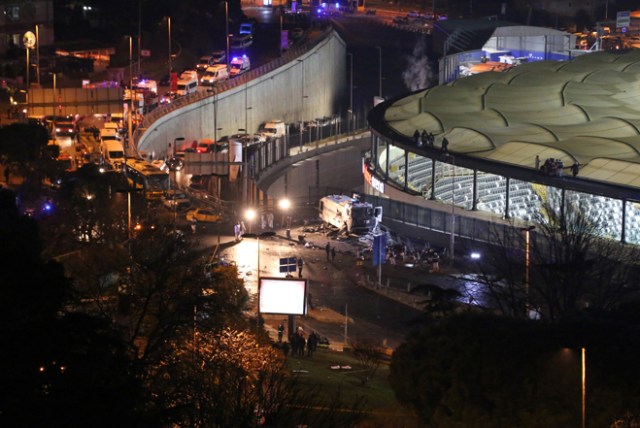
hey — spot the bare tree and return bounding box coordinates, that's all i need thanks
[463,201,640,321]
[351,339,386,387]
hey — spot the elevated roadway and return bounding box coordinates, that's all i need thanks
[135,29,347,161]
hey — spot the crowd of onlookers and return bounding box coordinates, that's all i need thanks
[386,244,440,272]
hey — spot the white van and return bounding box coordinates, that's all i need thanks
[102,139,125,170]
[201,64,229,86]
[229,55,251,77]
[230,35,253,50]
[99,126,121,142]
[176,74,198,96]
[259,120,287,139]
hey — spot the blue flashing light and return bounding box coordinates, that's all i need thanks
[232,57,238,61]
[242,54,247,58]
[43,202,53,212]
[317,7,322,13]
[335,2,339,8]
[470,252,481,260]
[321,2,327,7]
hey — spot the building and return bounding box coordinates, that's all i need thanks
[433,21,576,83]
[0,0,54,55]
[367,49,640,245]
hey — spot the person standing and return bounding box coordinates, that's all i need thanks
[325,242,331,261]
[307,332,318,357]
[297,256,304,278]
[331,247,336,262]
[535,155,540,170]
[277,322,285,343]
[572,162,579,177]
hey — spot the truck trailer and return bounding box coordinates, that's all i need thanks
[319,194,382,234]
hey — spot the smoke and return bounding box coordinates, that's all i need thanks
[402,38,434,91]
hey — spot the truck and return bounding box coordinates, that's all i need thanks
[319,194,382,234]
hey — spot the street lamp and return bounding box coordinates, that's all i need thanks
[225,0,230,70]
[278,197,291,233]
[245,207,256,234]
[51,72,56,117]
[376,46,382,98]
[126,35,134,152]
[167,17,172,89]
[581,347,586,428]
[347,52,353,135]
[35,24,40,87]
[242,230,276,337]
[297,59,306,149]
[238,128,250,204]
[520,225,535,315]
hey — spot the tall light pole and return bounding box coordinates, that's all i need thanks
[278,197,290,231]
[225,0,230,70]
[52,73,56,117]
[279,14,284,56]
[243,228,276,338]
[167,17,172,89]
[376,46,382,98]
[347,52,353,135]
[297,59,305,148]
[521,225,535,315]
[137,0,142,78]
[127,35,134,152]
[581,347,586,428]
[35,25,40,87]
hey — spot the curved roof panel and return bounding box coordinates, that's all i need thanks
[379,50,640,189]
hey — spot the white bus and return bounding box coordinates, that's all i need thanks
[124,158,170,200]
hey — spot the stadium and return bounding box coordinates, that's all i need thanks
[367,49,640,246]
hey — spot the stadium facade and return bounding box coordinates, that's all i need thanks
[367,48,640,245]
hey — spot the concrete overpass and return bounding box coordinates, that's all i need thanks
[135,29,347,159]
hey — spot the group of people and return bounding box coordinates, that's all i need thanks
[278,324,320,358]
[260,212,275,230]
[414,130,435,147]
[290,329,319,357]
[233,221,247,241]
[386,245,440,272]
[412,130,449,153]
[536,156,580,177]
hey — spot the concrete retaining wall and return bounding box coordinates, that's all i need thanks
[138,30,347,159]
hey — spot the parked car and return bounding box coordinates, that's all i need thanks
[186,208,221,223]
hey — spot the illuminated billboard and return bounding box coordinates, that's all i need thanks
[258,277,307,315]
